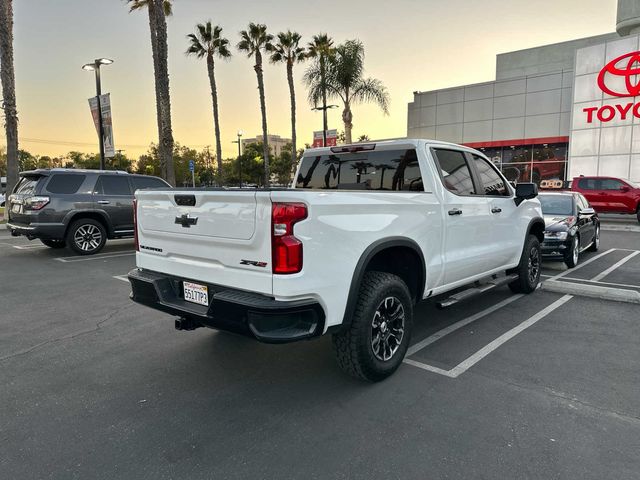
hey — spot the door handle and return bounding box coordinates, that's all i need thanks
[491,207,502,214]
[97,200,110,205]
[448,208,462,216]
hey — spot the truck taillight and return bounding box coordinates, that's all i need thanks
[271,202,307,274]
[25,196,50,211]
[133,199,139,252]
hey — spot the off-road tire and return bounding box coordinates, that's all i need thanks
[40,239,66,249]
[332,272,413,382]
[66,218,107,255]
[508,234,541,294]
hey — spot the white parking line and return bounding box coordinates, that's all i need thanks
[405,295,573,378]
[12,244,47,250]
[113,275,129,283]
[558,277,640,290]
[406,294,523,356]
[549,248,616,280]
[55,252,135,263]
[591,251,640,282]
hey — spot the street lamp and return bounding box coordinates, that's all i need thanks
[232,130,244,187]
[82,58,113,170]
[311,104,338,146]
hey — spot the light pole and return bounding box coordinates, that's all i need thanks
[82,58,113,170]
[231,130,244,187]
[311,105,338,146]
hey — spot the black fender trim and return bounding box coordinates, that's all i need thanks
[340,237,426,330]
[526,217,545,242]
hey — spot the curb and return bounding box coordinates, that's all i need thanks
[601,225,640,233]
[542,279,640,304]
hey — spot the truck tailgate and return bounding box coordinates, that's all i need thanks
[135,190,273,295]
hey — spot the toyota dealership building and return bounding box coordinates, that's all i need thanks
[407,0,640,184]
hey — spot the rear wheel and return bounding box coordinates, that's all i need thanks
[636,206,640,224]
[509,234,541,293]
[564,235,580,268]
[66,219,107,255]
[40,239,66,249]
[332,272,413,382]
[588,225,600,252]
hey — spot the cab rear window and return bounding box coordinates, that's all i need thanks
[296,149,423,191]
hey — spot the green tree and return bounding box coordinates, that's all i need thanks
[0,0,18,196]
[271,143,295,186]
[186,22,231,176]
[268,31,306,164]
[126,0,176,185]
[17,149,36,171]
[237,23,273,186]
[306,34,334,145]
[306,39,389,144]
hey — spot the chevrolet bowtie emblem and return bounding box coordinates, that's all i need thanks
[175,214,198,228]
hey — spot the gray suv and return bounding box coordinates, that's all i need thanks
[6,169,169,255]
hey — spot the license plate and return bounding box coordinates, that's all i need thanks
[11,203,22,214]
[183,281,209,306]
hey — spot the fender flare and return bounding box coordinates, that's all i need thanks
[340,237,426,328]
[526,216,545,243]
[63,210,114,236]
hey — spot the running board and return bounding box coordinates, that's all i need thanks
[436,274,519,309]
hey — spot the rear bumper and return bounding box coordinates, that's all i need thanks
[6,221,66,239]
[128,268,326,344]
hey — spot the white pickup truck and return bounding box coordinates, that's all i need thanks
[128,140,544,381]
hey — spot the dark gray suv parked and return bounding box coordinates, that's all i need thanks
[6,169,169,255]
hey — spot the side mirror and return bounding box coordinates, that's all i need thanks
[579,207,596,217]
[620,185,630,193]
[514,182,538,206]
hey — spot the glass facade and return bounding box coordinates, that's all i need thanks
[476,142,568,185]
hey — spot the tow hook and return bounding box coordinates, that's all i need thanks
[175,317,202,331]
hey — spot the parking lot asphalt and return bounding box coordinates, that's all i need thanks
[1,225,639,480]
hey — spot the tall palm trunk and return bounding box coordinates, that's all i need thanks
[151,0,175,186]
[343,103,353,144]
[206,54,223,175]
[286,59,297,163]
[254,50,270,186]
[0,0,18,197]
[320,56,328,146]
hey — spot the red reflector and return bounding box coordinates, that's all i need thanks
[133,199,139,252]
[271,202,307,274]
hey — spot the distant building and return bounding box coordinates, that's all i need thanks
[242,134,291,157]
[407,0,640,183]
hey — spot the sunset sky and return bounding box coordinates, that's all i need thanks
[9,0,618,160]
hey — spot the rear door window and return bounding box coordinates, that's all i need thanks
[432,149,477,195]
[577,178,597,190]
[131,176,169,191]
[45,174,86,194]
[296,149,423,191]
[95,175,132,196]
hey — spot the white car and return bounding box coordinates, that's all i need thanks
[128,139,544,381]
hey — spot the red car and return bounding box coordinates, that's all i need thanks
[571,176,640,223]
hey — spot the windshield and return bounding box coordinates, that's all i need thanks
[539,194,574,216]
[624,179,639,188]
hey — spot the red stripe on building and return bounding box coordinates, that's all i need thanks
[463,136,569,148]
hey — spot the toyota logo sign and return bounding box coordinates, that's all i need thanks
[597,51,640,97]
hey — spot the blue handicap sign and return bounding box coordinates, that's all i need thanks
[189,160,195,172]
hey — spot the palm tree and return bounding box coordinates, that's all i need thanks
[237,23,273,186]
[186,22,231,176]
[306,39,389,145]
[306,34,334,147]
[127,0,175,186]
[267,31,306,164]
[0,0,18,198]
